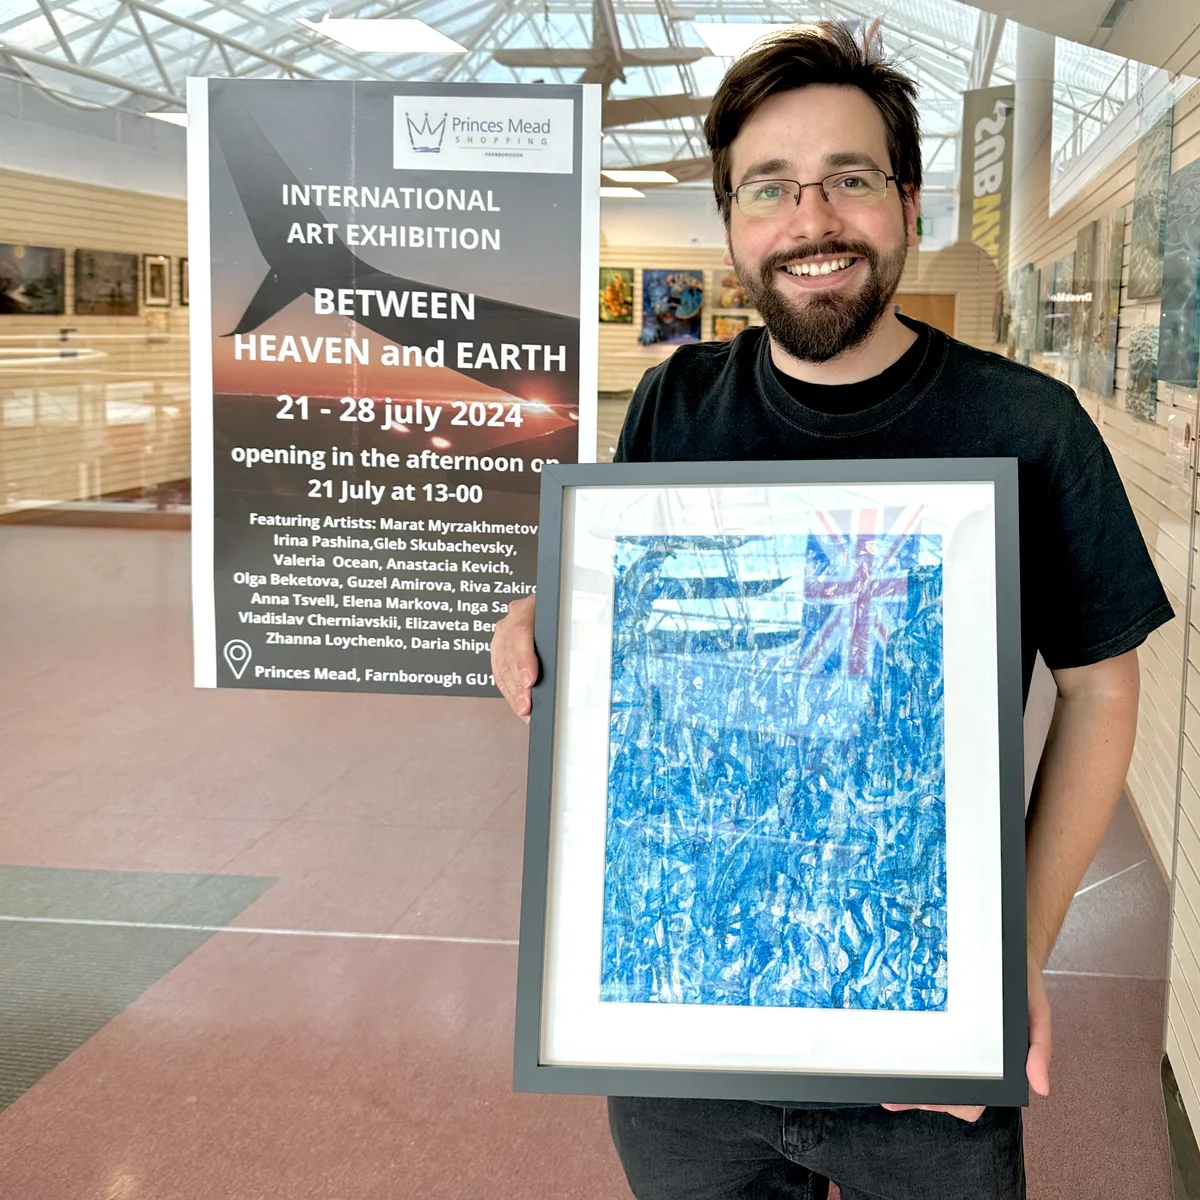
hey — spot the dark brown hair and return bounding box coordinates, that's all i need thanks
[703,21,922,222]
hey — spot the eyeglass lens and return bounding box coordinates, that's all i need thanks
[735,170,890,215]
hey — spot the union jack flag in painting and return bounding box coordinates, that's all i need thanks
[800,505,927,678]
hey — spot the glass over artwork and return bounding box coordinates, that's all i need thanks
[601,526,947,1012]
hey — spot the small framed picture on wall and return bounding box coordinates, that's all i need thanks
[180,257,189,306]
[144,254,171,307]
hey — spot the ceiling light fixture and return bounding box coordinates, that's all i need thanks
[602,169,677,184]
[147,111,187,126]
[600,186,646,198]
[691,22,800,57]
[296,17,467,54]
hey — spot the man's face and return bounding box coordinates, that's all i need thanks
[725,84,917,363]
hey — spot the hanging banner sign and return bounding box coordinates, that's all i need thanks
[188,79,599,696]
[957,85,1015,265]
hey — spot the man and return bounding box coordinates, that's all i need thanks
[491,22,1172,1199]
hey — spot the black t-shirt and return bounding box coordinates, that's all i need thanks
[615,318,1173,702]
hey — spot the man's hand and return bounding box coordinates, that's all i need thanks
[491,594,538,723]
[1026,949,1052,1098]
[883,949,1051,1122]
[879,1102,986,1123]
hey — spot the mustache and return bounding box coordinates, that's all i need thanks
[760,241,878,274]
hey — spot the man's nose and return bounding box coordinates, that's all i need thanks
[781,185,843,243]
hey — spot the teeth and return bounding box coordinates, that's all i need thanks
[785,256,854,276]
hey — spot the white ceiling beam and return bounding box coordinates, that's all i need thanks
[33,0,78,64]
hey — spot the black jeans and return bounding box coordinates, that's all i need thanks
[608,1097,1025,1200]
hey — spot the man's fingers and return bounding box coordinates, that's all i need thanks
[490,595,538,723]
[881,1104,985,1123]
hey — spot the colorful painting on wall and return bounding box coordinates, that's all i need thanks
[601,531,947,1010]
[1088,210,1125,397]
[0,243,65,315]
[1127,324,1160,422]
[640,269,703,345]
[1158,159,1200,387]
[713,314,749,342]
[1128,108,1175,301]
[718,271,749,309]
[599,267,634,323]
[74,249,139,316]
[1069,222,1097,390]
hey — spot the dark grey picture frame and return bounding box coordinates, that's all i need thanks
[514,458,1028,1107]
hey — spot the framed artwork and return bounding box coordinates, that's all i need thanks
[0,243,65,315]
[1127,324,1160,422]
[74,249,139,316]
[599,267,634,323]
[144,254,170,307]
[640,269,703,345]
[713,314,749,342]
[1128,108,1174,301]
[180,257,190,306]
[1158,160,1200,387]
[1069,222,1097,390]
[1036,260,1054,353]
[1049,252,1074,356]
[718,270,749,309]
[515,460,1028,1106]
[1088,210,1125,397]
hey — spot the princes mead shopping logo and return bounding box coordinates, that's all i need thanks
[406,112,447,154]
[393,95,574,174]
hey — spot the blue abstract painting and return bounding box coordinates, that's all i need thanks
[601,524,947,1011]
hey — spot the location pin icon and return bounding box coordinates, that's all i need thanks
[223,639,252,680]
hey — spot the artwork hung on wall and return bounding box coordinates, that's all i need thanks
[1128,107,1175,301]
[74,249,139,316]
[0,243,65,314]
[1037,261,1054,353]
[599,267,634,323]
[992,290,1007,344]
[180,257,190,306]
[1127,324,1160,421]
[718,270,749,309]
[713,314,749,341]
[515,461,1028,1106]
[1069,221,1097,391]
[1088,210,1125,397]
[640,269,703,345]
[144,255,170,307]
[1050,252,1074,355]
[1008,264,1038,362]
[1158,159,1200,387]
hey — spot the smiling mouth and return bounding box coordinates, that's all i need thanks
[781,256,859,277]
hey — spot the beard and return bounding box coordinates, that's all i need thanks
[733,238,908,363]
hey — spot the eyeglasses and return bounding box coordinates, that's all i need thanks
[729,170,898,217]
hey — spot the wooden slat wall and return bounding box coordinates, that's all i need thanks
[1016,83,1200,1133]
[0,167,189,515]
[597,237,1004,392]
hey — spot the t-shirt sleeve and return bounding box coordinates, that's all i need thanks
[1037,438,1174,669]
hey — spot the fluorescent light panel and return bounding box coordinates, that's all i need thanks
[602,169,677,183]
[692,22,799,57]
[297,17,466,54]
[600,186,645,198]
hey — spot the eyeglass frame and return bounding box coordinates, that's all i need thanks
[727,170,901,215]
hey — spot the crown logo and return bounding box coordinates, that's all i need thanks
[406,112,447,154]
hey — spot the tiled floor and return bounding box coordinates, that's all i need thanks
[0,524,1174,1197]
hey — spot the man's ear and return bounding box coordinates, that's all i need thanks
[903,185,920,248]
[723,229,734,268]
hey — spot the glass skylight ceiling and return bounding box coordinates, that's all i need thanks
[0,0,1144,188]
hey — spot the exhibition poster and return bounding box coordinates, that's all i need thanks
[188,78,599,696]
